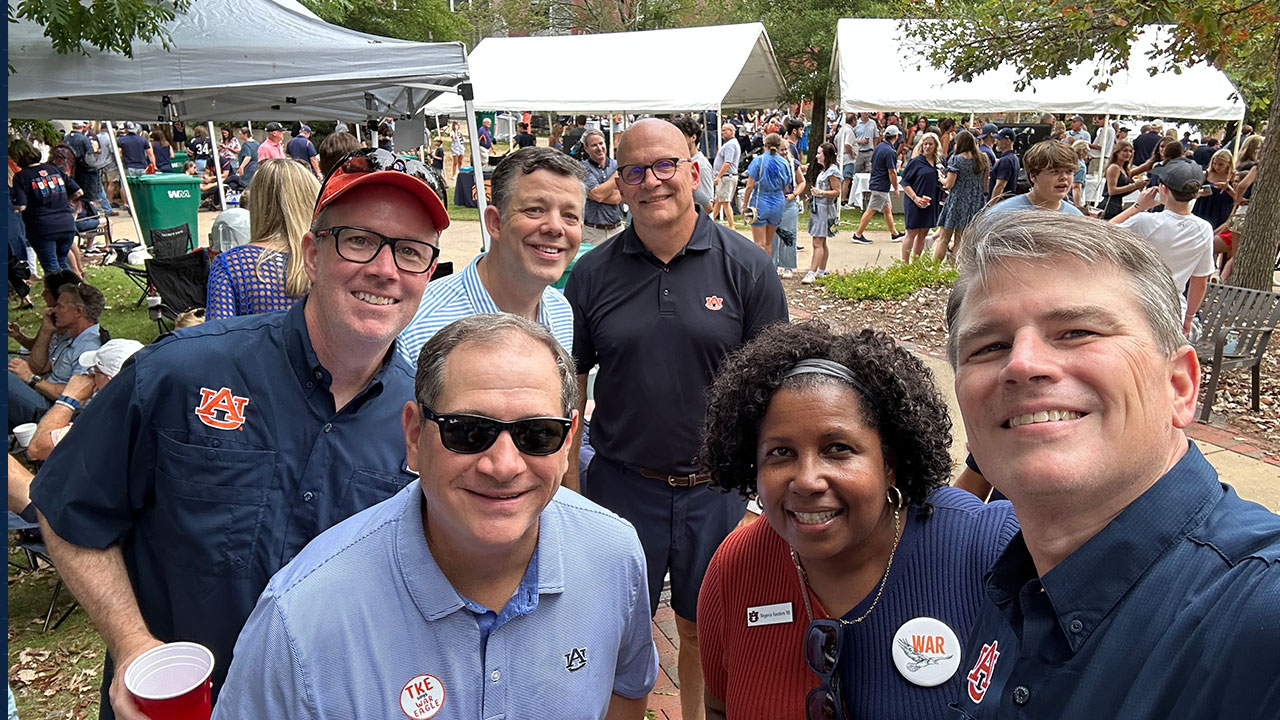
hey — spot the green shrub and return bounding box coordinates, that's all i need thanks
[817,258,958,301]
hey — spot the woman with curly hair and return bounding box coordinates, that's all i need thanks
[697,321,1017,719]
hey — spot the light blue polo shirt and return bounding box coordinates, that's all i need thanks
[213,483,657,719]
[396,253,575,366]
[49,323,101,384]
[986,194,1084,215]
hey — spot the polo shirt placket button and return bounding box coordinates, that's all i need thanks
[490,670,500,683]
[1013,685,1030,705]
[1069,619,1083,633]
[302,491,314,502]
[323,423,333,433]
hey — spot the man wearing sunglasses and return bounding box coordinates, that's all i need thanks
[566,118,788,720]
[398,147,582,366]
[214,313,657,719]
[31,148,448,720]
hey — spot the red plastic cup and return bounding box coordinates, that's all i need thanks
[124,642,215,720]
[921,195,932,205]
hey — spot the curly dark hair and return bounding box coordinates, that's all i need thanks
[699,320,953,506]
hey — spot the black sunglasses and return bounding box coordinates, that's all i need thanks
[322,147,434,186]
[805,619,850,720]
[421,404,573,456]
[617,157,687,185]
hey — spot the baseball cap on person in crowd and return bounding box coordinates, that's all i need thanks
[79,339,145,379]
[315,148,450,231]
[299,124,312,134]
[996,128,1017,141]
[884,125,901,137]
[265,122,284,132]
[124,122,138,132]
[1070,114,1085,122]
[978,123,999,139]
[1159,159,1204,194]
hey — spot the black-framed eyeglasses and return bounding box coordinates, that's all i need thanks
[804,619,850,720]
[420,405,573,456]
[618,157,687,185]
[314,226,439,274]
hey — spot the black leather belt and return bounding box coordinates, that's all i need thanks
[584,221,622,231]
[630,465,711,487]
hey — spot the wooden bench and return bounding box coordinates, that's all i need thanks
[1194,282,1280,422]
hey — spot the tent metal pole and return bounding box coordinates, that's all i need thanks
[208,121,227,210]
[462,87,491,252]
[355,124,362,144]
[105,121,144,243]
[609,114,615,159]
[1093,113,1111,205]
[1233,109,1245,153]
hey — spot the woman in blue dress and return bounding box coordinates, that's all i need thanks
[743,133,794,257]
[900,132,941,262]
[931,130,989,263]
[206,159,319,319]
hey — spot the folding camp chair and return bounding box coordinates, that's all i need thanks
[7,511,78,632]
[145,248,210,333]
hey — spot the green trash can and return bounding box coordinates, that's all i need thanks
[126,174,201,251]
[170,151,190,169]
[553,242,595,290]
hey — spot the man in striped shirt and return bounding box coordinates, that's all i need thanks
[397,147,584,365]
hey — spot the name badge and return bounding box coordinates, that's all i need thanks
[746,602,793,627]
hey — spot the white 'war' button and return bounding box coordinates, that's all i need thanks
[890,616,962,687]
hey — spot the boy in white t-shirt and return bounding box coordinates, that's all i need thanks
[1109,159,1214,335]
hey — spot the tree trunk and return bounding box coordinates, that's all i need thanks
[1229,46,1279,291]
[806,87,827,190]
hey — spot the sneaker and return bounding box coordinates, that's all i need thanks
[891,233,905,242]
[850,234,872,245]
[801,270,818,284]
[781,268,794,279]
[817,269,831,278]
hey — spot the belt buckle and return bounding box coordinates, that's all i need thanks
[666,474,682,487]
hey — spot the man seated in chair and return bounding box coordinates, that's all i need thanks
[25,339,145,462]
[8,276,104,431]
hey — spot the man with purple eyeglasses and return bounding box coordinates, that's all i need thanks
[31,149,448,720]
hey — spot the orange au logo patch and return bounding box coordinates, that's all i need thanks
[704,295,724,311]
[194,387,250,430]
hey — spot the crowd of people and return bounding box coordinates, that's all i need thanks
[5,105,1277,720]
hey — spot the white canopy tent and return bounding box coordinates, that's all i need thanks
[8,0,469,121]
[831,18,1245,203]
[423,23,785,115]
[831,19,1244,120]
[9,0,472,240]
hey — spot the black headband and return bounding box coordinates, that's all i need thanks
[780,358,877,410]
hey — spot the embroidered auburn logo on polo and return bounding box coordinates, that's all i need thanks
[966,640,1001,704]
[704,295,724,311]
[194,387,250,430]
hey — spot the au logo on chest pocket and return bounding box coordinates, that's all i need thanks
[195,387,250,430]
[565,647,588,672]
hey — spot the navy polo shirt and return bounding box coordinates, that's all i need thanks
[951,444,1280,719]
[117,133,149,169]
[989,150,1020,197]
[286,135,317,163]
[31,300,418,715]
[869,140,898,191]
[565,211,788,475]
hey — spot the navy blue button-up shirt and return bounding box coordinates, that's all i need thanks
[951,444,1280,719]
[31,300,418,716]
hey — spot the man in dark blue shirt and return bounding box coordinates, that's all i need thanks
[977,123,999,171]
[946,211,1280,719]
[116,122,151,177]
[988,128,1020,200]
[1192,136,1219,168]
[286,124,321,179]
[565,119,787,720]
[1132,124,1162,166]
[852,124,902,243]
[32,151,452,720]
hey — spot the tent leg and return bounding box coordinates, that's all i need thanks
[105,121,144,244]
[1093,113,1111,205]
[208,122,227,211]
[463,95,491,252]
[609,114,616,159]
[1233,109,1245,153]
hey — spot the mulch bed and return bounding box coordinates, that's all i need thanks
[785,280,1280,453]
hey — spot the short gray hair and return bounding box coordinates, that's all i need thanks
[489,146,585,220]
[415,314,578,415]
[582,129,606,146]
[945,211,1185,367]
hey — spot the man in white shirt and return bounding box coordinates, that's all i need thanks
[1110,160,1214,335]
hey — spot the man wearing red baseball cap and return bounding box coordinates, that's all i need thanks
[31,149,449,720]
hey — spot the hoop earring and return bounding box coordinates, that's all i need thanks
[886,485,904,509]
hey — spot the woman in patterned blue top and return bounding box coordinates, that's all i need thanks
[206,159,319,319]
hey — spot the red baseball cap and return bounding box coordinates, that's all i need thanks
[314,152,450,232]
